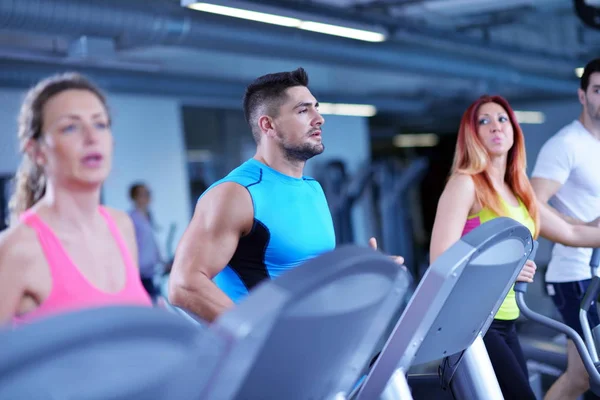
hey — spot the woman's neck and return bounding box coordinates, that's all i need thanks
[39,183,103,231]
[487,155,508,189]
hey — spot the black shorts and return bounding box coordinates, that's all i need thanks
[548,279,600,337]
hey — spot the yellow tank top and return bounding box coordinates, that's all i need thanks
[462,196,536,320]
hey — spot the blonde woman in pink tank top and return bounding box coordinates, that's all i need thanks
[0,73,151,327]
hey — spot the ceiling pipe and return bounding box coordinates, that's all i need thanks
[0,58,431,114]
[234,0,583,72]
[0,0,579,95]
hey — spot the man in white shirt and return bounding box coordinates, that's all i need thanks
[531,58,600,400]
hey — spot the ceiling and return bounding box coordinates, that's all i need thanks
[0,0,597,133]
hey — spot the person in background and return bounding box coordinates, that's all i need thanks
[129,182,163,303]
[531,58,600,400]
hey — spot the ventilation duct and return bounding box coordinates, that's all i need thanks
[0,0,580,95]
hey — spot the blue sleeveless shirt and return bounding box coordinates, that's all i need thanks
[206,158,336,302]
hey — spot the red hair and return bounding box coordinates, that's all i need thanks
[451,95,539,238]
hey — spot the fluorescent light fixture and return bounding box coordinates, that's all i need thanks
[415,0,524,16]
[187,3,300,27]
[297,21,385,42]
[318,103,377,117]
[187,149,214,162]
[393,133,439,148]
[575,67,584,78]
[514,110,545,124]
[183,1,387,42]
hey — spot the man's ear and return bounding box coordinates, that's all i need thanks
[258,115,276,138]
[578,88,586,107]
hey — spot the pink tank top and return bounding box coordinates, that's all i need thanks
[12,206,152,325]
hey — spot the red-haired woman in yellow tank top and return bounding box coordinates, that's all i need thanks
[431,94,600,400]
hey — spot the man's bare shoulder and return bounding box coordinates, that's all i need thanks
[193,181,254,234]
[200,181,252,203]
[197,182,253,215]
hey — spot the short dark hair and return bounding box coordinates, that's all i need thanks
[129,182,147,200]
[581,58,600,92]
[243,67,309,143]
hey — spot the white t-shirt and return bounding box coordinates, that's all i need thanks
[531,120,600,283]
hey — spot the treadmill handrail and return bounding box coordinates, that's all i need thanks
[373,158,429,200]
[392,158,429,195]
[582,279,600,314]
[591,248,600,270]
[320,161,374,210]
[515,243,600,386]
[346,165,375,203]
[580,303,600,365]
[356,217,533,400]
[580,248,600,364]
[516,291,600,385]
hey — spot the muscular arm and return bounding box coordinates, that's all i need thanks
[429,174,476,263]
[539,200,600,247]
[168,182,254,322]
[531,177,586,225]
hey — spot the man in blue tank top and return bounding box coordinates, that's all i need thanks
[169,68,403,322]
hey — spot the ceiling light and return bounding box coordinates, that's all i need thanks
[187,3,300,27]
[514,111,545,124]
[187,149,214,162]
[393,133,439,148]
[575,67,584,78]
[297,21,385,43]
[183,1,387,42]
[318,103,377,117]
[415,0,528,16]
